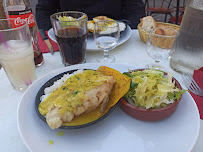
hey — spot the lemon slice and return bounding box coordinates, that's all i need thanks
[78,14,87,20]
[57,16,76,21]
[57,16,81,27]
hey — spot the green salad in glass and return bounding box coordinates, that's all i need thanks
[57,15,86,27]
[123,69,186,109]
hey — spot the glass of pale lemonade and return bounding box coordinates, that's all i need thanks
[0,19,36,91]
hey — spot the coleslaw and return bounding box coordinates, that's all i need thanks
[123,69,186,109]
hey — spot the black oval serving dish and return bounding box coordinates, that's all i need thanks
[35,69,117,129]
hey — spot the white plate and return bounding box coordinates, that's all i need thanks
[17,63,200,152]
[48,26,132,51]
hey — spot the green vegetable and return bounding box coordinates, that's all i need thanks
[73,90,79,97]
[123,72,132,78]
[124,69,186,109]
[167,90,187,100]
[57,16,82,27]
[130,82,138,88]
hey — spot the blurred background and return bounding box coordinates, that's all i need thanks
[0,0,187,24]
[0,0,188,70]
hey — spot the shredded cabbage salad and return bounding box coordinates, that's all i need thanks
[123,69,186,109]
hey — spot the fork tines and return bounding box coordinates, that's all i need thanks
[182,74,203,97]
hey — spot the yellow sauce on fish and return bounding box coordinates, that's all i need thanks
[63,106,103,126]
[38,70,108,116]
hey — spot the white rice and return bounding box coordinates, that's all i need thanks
[40,69,84,102]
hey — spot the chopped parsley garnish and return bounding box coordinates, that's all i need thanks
[73,90,79,97]
[74,75,80,80]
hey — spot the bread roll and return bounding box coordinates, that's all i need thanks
[163,29,177,36]
[140,16,157,32]
[155,28,164,35]
[155,28,177,36]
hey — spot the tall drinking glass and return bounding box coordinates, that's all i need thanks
[50,11,88,66]
[94,20,120,63]
[146,27,179,71]
[170,0,203,74]
[0,19,36,91]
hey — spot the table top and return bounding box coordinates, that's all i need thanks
[0,30,202,152]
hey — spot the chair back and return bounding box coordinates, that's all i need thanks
[181,0,188,8]
[145,0,173,9]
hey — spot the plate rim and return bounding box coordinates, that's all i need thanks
[17,63,200,152]
[47,25,132,51]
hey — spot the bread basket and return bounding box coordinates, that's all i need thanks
[137,22,180,49]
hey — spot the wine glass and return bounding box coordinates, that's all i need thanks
[94,20,120,63]
[146,27,179,70]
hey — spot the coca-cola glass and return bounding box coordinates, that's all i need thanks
[0,19,36,91]
[50,11,88,66]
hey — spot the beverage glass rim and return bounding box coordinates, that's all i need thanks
[95,20,119,28]
[0,18,27,32]
[0,41,32,56]
[50,11,88,22]
[150,27,179,38]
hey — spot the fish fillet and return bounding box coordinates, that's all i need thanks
[46,76,115,129]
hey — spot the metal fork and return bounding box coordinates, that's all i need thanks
[182,74,203,97]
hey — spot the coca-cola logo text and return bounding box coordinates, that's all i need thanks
[14,14,35,26]
[8,11,36,28]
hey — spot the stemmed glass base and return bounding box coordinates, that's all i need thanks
[96,55,115,63]
[145,61,167,72]
[96,50,115,63]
